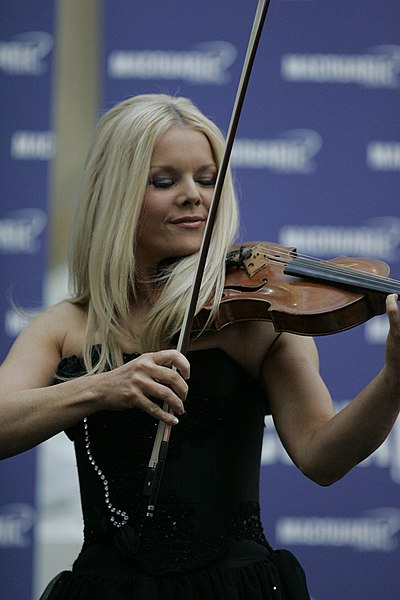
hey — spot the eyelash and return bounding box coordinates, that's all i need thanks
[149,178,174,189]
[149,177,216,189]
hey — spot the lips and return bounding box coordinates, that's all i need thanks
[169,215,207,231]
[170,215,206,225]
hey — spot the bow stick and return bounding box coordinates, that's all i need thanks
[144,0,272,517]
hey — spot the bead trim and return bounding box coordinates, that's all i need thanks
[83,417,129,528]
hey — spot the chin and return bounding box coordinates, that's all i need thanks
[172,240,203,257]
[159,245,200,265]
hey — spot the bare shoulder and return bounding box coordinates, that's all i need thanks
[18,300,85,351]
[0,300,86,390]
[47,300,87,357]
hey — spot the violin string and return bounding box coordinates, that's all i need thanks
[262,244,400,289]
[261,244,400,290]
[255,242,392,281]
[253,243,400,291]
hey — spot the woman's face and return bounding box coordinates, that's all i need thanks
[136,126,217,275]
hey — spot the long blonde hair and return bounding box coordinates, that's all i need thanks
[69,94,239,373]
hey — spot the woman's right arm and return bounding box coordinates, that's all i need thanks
[0,303,189,460]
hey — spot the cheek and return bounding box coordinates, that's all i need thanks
[204,190,214,211]
[140,195,162,223]
[138,202,170,243]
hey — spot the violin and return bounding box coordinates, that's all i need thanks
[195,242,400,336]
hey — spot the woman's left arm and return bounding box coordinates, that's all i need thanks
[262,294,400,486]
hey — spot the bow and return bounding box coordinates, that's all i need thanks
[143,0,272,517]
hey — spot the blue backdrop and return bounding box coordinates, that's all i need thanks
[1,1,399,598]
[0,1,55,599]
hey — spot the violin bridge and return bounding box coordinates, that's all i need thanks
[243,244,269,276]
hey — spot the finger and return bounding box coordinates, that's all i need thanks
[140,396,180,426]
[384,295,400,371]
[129,354,188,412]
[142,351,190,401]
[143,379,186,415]
[153,365,188,401]
[386,294,399,324]
[151,349,190,380]
[386,293,399,310]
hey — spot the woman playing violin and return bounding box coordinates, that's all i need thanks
[0,94,399,600]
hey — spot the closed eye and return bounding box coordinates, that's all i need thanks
[197,176,216,187]
[149,177,175,189]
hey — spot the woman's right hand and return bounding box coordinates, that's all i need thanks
[0,302,190,458]
[95,349,190,425]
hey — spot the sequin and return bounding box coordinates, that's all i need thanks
[83,416,129,528]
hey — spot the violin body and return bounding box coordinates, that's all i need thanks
[196,242,397,336]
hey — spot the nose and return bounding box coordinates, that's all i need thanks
[177,177,202,206]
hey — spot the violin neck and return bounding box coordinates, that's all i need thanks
[284,257,399,295]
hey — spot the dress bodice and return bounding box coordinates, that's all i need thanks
[57,348,271,575]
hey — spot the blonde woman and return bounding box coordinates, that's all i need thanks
[1,95,399,600]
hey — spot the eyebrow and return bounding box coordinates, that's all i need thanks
[149,162,217,170]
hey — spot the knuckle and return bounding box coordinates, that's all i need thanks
[134,356,152,372]
[148,403,161,417]
[158,386,172,403]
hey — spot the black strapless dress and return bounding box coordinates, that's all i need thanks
[39,349,310,599]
